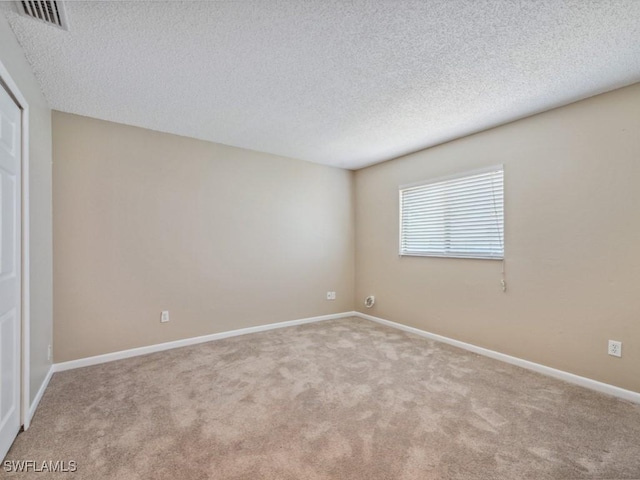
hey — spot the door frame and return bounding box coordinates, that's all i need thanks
[0,58,31,430]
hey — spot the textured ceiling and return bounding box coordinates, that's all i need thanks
[4,1,640,169]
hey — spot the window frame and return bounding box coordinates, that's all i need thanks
[398,165,504,260]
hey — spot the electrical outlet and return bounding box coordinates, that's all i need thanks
[326,291,336,300]
[47,344,52,362]
[161,311,170,323]
[608,340,622,357]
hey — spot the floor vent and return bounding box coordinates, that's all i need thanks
[17,1,69,30]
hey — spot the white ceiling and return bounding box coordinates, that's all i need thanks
[4,1,640,169]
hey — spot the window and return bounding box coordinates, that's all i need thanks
[399,166,504,259]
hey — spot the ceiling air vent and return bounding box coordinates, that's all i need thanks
[17,1,69,30]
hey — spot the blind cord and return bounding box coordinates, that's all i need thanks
[489,170,506,293]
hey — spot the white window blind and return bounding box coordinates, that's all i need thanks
[399,166,504,259]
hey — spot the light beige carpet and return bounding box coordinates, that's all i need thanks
[4,317,640,479]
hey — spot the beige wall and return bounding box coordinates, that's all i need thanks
[355,83,640,393]
[0,15,53,403]
[53,112,354,362]
[53,84,640,392]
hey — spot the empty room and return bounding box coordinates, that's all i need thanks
[1,0,639,478]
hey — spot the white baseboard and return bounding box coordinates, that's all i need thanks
[47,310,639,407]
[53,311,356,373]
[354,311,640,404]
[25,365,54,430]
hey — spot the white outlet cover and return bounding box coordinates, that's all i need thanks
[161,311,170,323]
[608,340,622,357]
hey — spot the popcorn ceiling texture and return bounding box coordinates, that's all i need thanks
[3,0,640,169]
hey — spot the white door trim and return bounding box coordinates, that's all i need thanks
[0,58,31,430]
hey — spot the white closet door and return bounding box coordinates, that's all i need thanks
[0,82,22,460]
